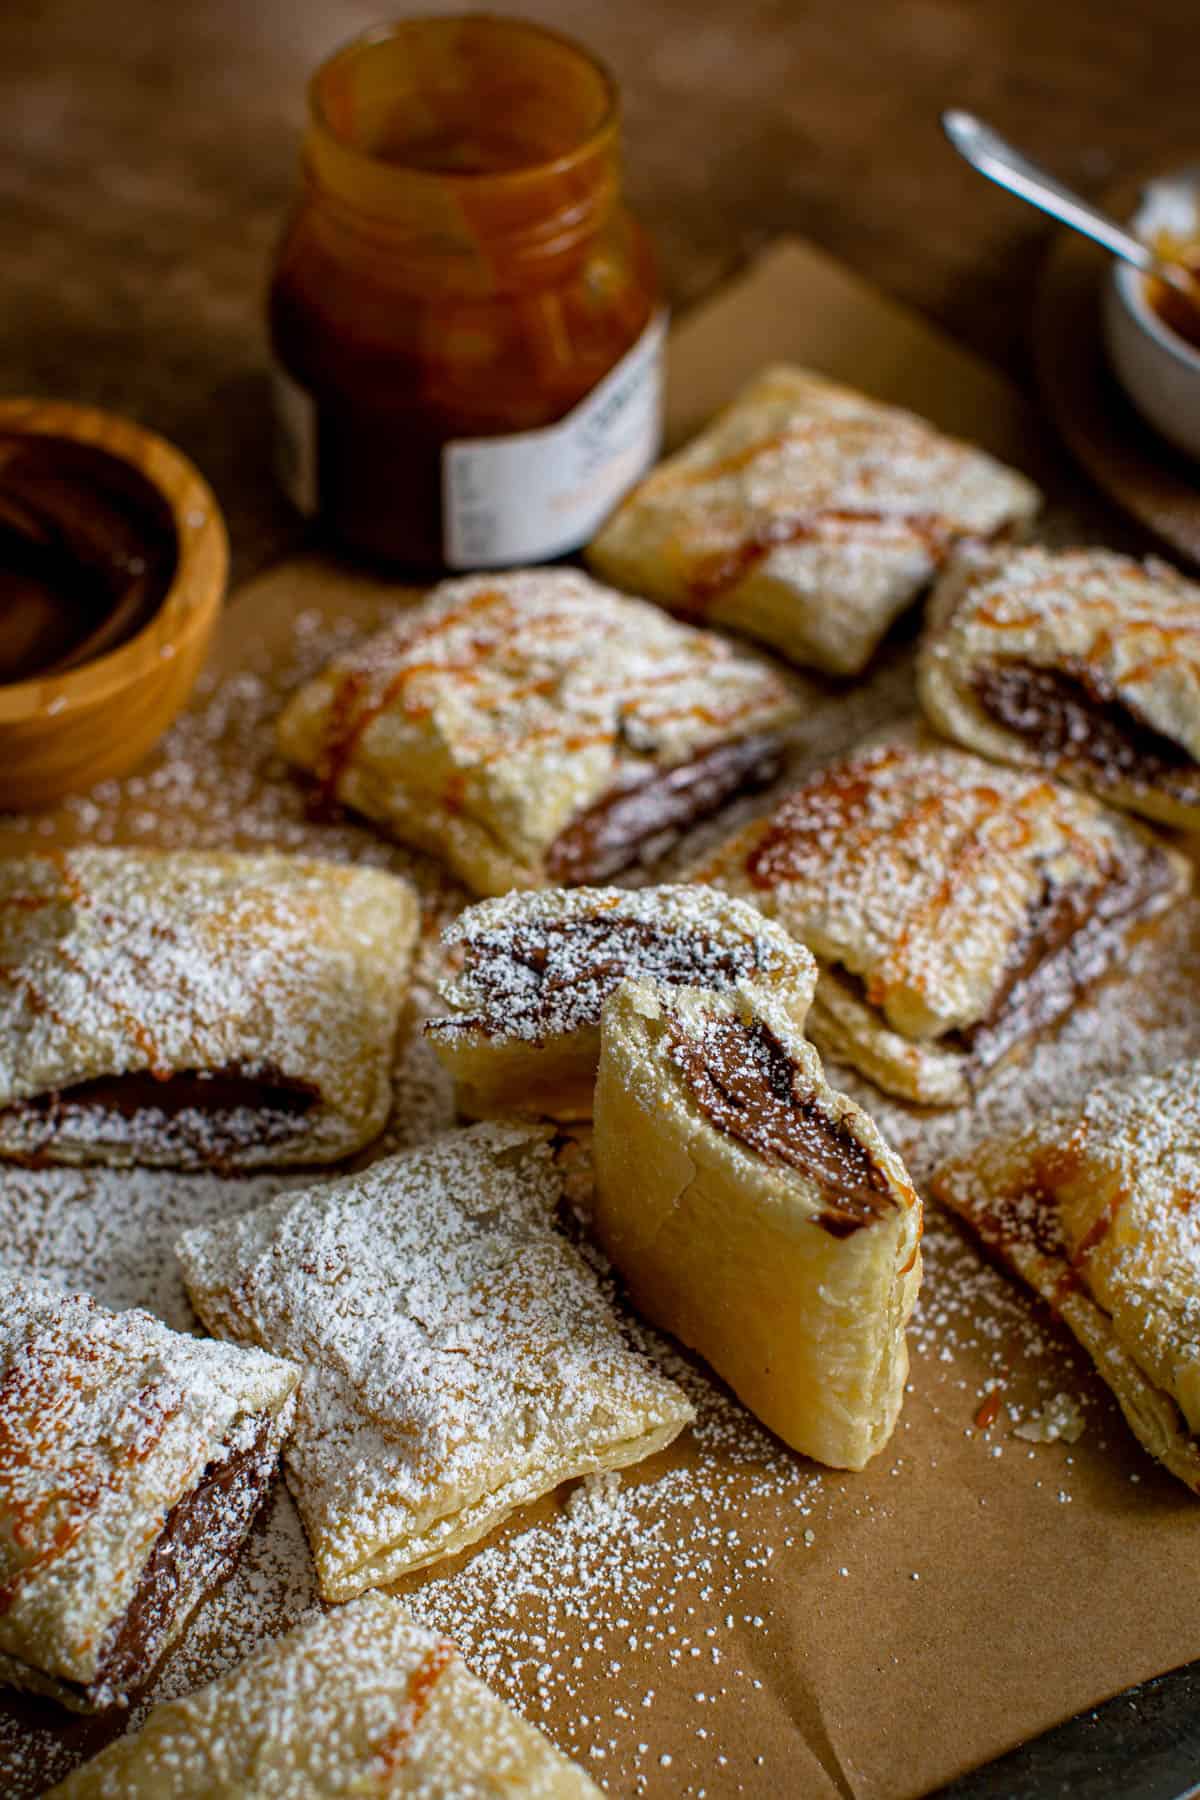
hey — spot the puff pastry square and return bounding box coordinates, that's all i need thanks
[176,1121,694,1597]
[919,544,1200,829]
[587,365,1041,676]
[698,729,1189,1106]
[593,978,922,1468]
[275,569,800,897]
[0,848,418,1170]
[932,1064,1200,1494]
[426,883,816,1121]
[48,1592,602,1798]
[0,1270,298,1712]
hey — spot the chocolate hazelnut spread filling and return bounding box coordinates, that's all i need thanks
[667,1012,895,1237]
[545,732,785,885]
[447,915,763,1043]
[950,846,1176,1074]
[68,1416,277,1709]
[973,659,1200,800]
[3,1067,319,1161]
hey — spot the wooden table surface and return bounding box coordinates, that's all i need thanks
[5,3,1200,1796]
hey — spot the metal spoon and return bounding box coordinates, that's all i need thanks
[942,109,1200,303]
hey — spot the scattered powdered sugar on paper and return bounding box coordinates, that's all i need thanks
[0,1165,301,1331]
[399,1333,828,1795]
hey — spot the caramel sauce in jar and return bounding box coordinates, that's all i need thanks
[268,16,663,572]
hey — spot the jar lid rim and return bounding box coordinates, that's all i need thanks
[308,13,621,191]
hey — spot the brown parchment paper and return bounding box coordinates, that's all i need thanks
[3,239,1200,1800]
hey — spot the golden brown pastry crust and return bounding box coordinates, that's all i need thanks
[592,978,921,1469]
[0,849,418,1169]
[46,1593,603,1797]
[0,1271,298,1711]
[696,729,1190,1105]
[176,1122,694,1598]
[587,365,1041,676]
[275,569,800,897]
[918,545,1200,829]
[932,1064,1200,1494]
[426,883,816,1121]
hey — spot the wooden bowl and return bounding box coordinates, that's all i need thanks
[0,399,228,809]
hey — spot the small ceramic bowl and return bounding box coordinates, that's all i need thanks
[0,399,227,810]
[1102,166,1200,463]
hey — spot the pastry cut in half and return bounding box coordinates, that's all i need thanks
[0,1270,298,1712]
[918,544,1200,829]
[176,1121,693,1598]
[698,730,1189,1107]
[0,848,418,1169]
[47,1592,602,1798]
[932,1064,1200,1494]
[592,978,922,1469]
[425,883,817,1121]
[275,568,800,897]
[586,365,1041,676]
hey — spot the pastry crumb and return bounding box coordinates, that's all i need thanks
[1014,1393,1086,1445]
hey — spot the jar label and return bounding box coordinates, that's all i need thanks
[442,310,667,569]
[271,365,318,516]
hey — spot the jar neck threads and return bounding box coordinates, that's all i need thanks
[303,16,622,293]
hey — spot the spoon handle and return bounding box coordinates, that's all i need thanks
[942,109,1163,279]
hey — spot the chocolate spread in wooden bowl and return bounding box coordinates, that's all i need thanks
[0,434,178,686]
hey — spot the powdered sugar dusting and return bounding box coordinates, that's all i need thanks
[176,1124,695,1599]
[430,885,814,1045]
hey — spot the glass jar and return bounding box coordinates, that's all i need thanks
[268,15,663,572]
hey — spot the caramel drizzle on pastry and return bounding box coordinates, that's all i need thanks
[645,410,1020,606]
[666,1010,899,1236]
[742,743,1156,1036]
[313,584,790,825]
[686,508,957,607]
[0,1331,183,1617]
[375,1638,456,1770]
[952,1137,1128,1316]
[315,584,506,802]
